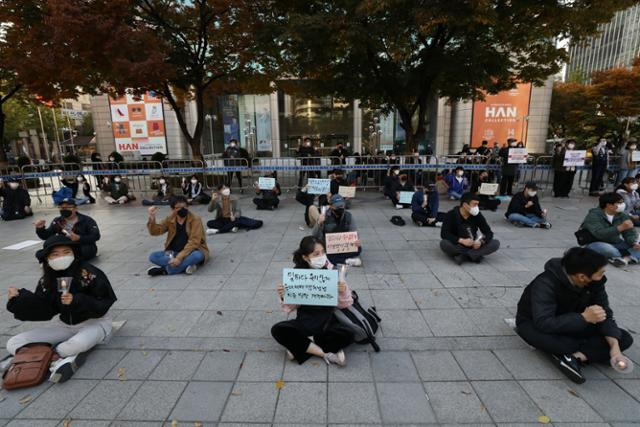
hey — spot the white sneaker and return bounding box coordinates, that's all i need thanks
[231,226,239,233]
[286,350,295,361]
[206,228,219,235]
[345,257,362,267]
[49,352,88,383]
[395,204,403,209]
[185,264,198,275]
[324,350,346,367]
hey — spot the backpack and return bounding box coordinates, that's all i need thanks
[334,291,382,352]
[52,186,73,205]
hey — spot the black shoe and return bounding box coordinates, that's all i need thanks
[453,254,466,265]
[50,351,89,383]
[147,266,167,277]
[471,255,484,263]
[551,354,585,384]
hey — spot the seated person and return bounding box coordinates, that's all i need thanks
[182,175,211,205]
[580,192,640,267]
[505,182,551,229]
[206,185,263,234]
[61,174,95,205]
[470,170,501,211]
[35,198,101,261]
[615,177,640,226]
[271,236,354,366]
[147,196,209,276]
[296,185,319,227]
[394,173,415,209]
[329,169,350,196]
[253,172,281,210]
[5,235,116,383]
[312,194,362,266]
[411,183,443,227]
[0,177,33,221]
[443,166,469,200]
[142,176,173,206]
[440,192,500,264]
[103,175,130,205]
[515,247,633,384]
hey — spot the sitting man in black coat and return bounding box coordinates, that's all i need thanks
[34,198,101,261]
[0,177,33,221]
[516,247,633,384]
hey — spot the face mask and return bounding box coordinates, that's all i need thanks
[59,209,73,218]
[394,170,400,175]
[305,142,311,147]
[221,188,231,197]
[191,179,198,185]
[229,143,236,148]
[630,145,637,150]
[528,191,537,197]
[333,208,344,217]
[567,144,575,149]
[631,183,639,191]
[457,172,464,177]
[76,177,84,182]
[308,254,327,269]
[114,177,121,183]
[8,182,19,190]
[177,207,189,218]
[109,157,115,162]
[469,205,480,216]
[48,255,74,271]
[159,179,166,185]
[616,202,626,213]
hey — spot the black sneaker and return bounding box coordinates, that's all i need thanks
[147,266,167,276]
[49,352,89,383]
[453,254,466,265]
[551,354,585,384]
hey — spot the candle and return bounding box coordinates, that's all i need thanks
[617,360,627,369]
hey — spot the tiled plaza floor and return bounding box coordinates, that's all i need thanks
[1,190,640,426]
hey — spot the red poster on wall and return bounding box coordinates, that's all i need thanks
[470,84,532,148]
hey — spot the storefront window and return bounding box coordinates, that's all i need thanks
[239,95,272,156]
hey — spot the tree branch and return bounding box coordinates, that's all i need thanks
[0,84,23,105]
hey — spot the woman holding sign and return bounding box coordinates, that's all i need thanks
[272,236,354,366]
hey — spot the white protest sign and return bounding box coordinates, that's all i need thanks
[325,231,359,254]
[508,148,528,164]
[307,178,331,194]
[282,268,338,306]
[339,186,356,198]
[258,177,276,190]
[563,150,586,167]
[479,183,499,196]
[399,191,414,204]
[632,150,640,162]
[2,240,42,250]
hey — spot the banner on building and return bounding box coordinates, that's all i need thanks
[470,84,532,148]
[108,92,168,155]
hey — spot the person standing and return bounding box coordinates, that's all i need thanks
[222,139,244,190]
[589,139,609,196]
[552,140,577,197]
[499,139,518,196]
[297,137,320,187]
[617,140,638,186]
[329,143,350,165]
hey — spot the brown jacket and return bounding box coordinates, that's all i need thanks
[147,211,209,263]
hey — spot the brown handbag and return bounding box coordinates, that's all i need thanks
[2,343,54,390]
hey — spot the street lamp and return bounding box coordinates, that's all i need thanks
[205,114,216,156]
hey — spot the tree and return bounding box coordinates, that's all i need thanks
[273,0,636,151]
[1,0,278,160]
[549,82,596,139]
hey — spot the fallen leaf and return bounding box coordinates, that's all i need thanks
[461,390,471,395]
[216,311,223,316]
[311,361,321,367]
[171,421,178,427]
[0,395,5,402]
[223,349,230,352]
[150,288,155,292]
[567,388,579,397]
[231,390,242,396]
[142,351,149,357]
[265,310,273,314]
[194,422,203,427]
[117,367,126,381]
[538,415,551,424]
[63,418,72,427]
[275,379,285,390]
[256,348,264,353]
[18,395,31,405]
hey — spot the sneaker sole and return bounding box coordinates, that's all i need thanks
[185,265,197,275]
[51,352,89,384]
[551,355,585,384]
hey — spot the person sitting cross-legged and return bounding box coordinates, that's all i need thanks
[505,181,551,229]
[0,177,33,221]
[515,247,633,384]
[440,192,500,264]
[411,183,443,227]
[206,185,263,234]
[253,172,281,210]
[312,194,363,266]
[147,196,209,276]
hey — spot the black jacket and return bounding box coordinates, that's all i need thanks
[499,147,517,176]
[441,207,494,243]
[516,258,621,339]
[505,191,543,218]
[330,178,349,195]
[36,212,101,246]
[7,262,117,325]
[0,187,31,212]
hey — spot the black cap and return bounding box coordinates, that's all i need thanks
[35,235,78,263]
[525,181,538,190]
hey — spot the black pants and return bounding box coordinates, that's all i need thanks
[500,175,515,196]
[271,319,354,364]
[412,211,444,226]
[206,216,262,233]
[553,171,576,197]
[298,170,320,187]
[253,197,279,210]
[479,196,501,211]
[517,321,633,363]
[440,239,500,261]
[384,191,404,206]
[79,244,98,261]
[1,208,32,221]
[590,163,606,194]
[226,171,243,188]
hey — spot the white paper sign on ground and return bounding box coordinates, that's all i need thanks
[2,240,42,250]
[325,231,359,254]
[307,178,331,194]
[399,191,414,204]
[282,268,338,306]
[339,186,356,198]
[479,183,499,196]
[564,150,586,167]
[508,148,528,164]
[258,177,276,190]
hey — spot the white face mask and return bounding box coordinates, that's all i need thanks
[567,144,575,149]
[630,145,637,150]
[221,188,231,197]
[457,172,464,177]
[308,254,327,269]
[114,177,121,183]
[48,255,75,271]
[191,179,198,185]
[76,177,84,182]
[8,182,19,190]
[159,179,166,185]
[394,170,400,176]
[528,191,537,197]
[631,183,639,191]
[469,205,480,216]
[616,202,626,213]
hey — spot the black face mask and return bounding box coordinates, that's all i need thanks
[177,207,189,218]
[60,209,73,218]
[333,208,344,217]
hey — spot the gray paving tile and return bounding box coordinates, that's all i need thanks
[193,351,245,381]
[116,380,187,421]
[472,380,543,422]
[371,351,420,382]
[70,380,142,420]
[378,309,433,338]
[187,310,244,337]
[370,289,417,309]
[237,351,284,381]
[411,288,460,309]
[423,381,493,424]
[519,380,604,422]
[328,351,374,382]
[169,381,233,422]
[148,350,205,381]
[453,350,514,380]
[0,382,52,419]
[105,350,165,380]
[73,349,128,379]
[574,379,640,421]
[411,351,466,381]
[494,349,564,380]
[376,382,436,423]
[221,382,278,422]
[328,382,381,423]
[16,379,97,419]
[422,308,477,336]
[274,382,327,423]
[283,357,328,381]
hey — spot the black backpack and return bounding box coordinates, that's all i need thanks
[334,291,382,352]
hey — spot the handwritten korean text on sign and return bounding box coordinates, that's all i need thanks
[282,268,338,306]
[399,191,414,204]
[307,178,331,194]
[325,231,359,254]
[563,150,586,167]
[508,148,528,164]
[258,177,276,190]
[339,186,356,198]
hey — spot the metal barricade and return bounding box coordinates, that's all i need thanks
[117,161,163,196]
[162,159,205,193]
[204,157,250,192]
[81,161,120,197]
[20,163,82,205]
[250,157,299,191]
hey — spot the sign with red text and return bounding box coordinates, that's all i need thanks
[325,231,359,254]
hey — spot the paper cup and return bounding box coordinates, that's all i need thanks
[610,355,634,374]
[57,277,73,294]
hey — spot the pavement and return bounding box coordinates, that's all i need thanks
[1,189,640,426]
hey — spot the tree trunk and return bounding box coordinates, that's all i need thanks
[0,104,7,166]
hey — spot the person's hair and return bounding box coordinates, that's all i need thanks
[616,176,637,191]
[566,139,576,144]
[481,140,488,145]
[479,169,488,175]
[562,247,608,277]
[455,166,464,172]
[334,169,344,176]
[169,195,188,208]
[217,184,228,191]
[460,192,480,206]
[599,192,623,209]
[229,139,238,144]
[303,137,311,142]
[626,140,636,149]
[399,173,408,180]
[190,175,198,181]
[292,236,324,268]
[42,246,82,293]
[525,182,537,189]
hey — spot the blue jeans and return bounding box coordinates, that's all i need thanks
[586,241,640,260]
[75,196,91,205]
[617,168,638,186]
[148,250,205,275]
[507,213,546,227]
[448,190,463,200]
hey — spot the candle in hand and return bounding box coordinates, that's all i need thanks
[617,360,627,369]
